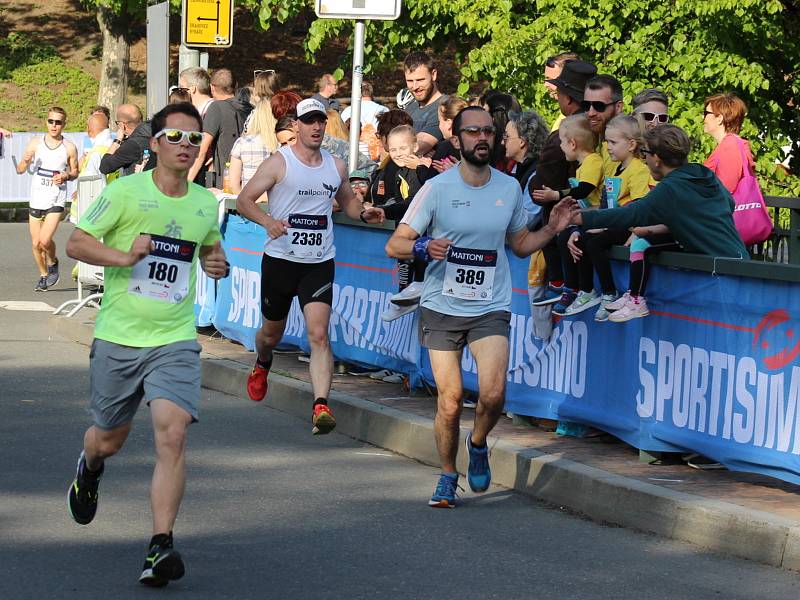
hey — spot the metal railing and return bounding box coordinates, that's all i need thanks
[751,195,800,265]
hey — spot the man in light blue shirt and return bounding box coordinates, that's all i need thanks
[386,106,572,507]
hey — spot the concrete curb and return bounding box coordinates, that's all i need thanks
[54,315,800,571]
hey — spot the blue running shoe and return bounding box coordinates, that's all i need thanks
[552,290,577,316]
[531,284,564,306]
[466,435,491,493]
[428,472,459,508]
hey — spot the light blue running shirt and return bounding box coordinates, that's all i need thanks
[401,166,527,317]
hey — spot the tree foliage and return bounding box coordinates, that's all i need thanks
[253,0,800,195]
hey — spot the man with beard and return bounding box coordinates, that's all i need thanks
[582,74,624,176]
[237,98,385,434]
[385,107,572,507]
[402,52,448,154]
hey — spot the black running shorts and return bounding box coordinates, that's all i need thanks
[29,206,65,220]
[261,255,335,321]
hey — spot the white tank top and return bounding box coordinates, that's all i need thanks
[29,137,69,209]
[264,145,340,263]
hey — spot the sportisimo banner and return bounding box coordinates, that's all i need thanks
[207,215,800,485]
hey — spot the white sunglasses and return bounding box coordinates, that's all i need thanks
[154,128,203,146]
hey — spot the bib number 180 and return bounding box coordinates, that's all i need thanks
[147,261,178,283]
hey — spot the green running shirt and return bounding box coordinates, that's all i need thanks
[78,171,221,347]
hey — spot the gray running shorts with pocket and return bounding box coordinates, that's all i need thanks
[418,307,511,351]
[89,338,202,430]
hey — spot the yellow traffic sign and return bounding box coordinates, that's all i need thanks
[182,0,234,48]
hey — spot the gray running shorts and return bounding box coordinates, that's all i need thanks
[418,307,511,351]
[89,338,202,430]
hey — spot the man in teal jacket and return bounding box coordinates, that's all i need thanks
[572,124,747,259]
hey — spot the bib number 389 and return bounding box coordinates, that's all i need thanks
[128,234,196,303]
[442,246,497,300]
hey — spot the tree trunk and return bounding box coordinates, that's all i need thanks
[96,6,130,115]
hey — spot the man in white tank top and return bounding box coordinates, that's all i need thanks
[237,98,385,434]
[16,107,78,291]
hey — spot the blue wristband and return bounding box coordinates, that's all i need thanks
[413,235,432,263]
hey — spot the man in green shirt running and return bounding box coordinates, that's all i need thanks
[64,102,228,588]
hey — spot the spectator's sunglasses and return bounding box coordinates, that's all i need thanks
[253,69,275,80]
[155,128,203,146]
[459,125,496,137]
[580,100,616,112]
[638,112,669,124]
[47,118,64,126]
[169,85,190,94]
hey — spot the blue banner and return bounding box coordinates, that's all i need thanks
[211,214,800,485]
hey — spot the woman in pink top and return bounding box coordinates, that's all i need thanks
[702,92,754,193]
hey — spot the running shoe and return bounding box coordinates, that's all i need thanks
[67,451,103,525]
[139,534,185,587]
[608,296,649,322]
[551,290,577,316]
[246,361,269,402]
[531,284,565,306]
[381,302,418,322]
[466,434,491,493]
[347,365,383,376]
[34,276,48,292]
[562,290,601,316]
[390,281,423,306]
[382,372,405,384]
[428,472,459,508]
[605,291,631,312]
[45,260,60,288]
[312,402,336,435]
[593,293,618,322]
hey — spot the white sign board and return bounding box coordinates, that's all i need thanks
[315,0,401,20]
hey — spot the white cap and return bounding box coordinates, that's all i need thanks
[296,98,327,120]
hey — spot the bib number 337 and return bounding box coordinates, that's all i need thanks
[442,246,497,300]
[128,234,196,303]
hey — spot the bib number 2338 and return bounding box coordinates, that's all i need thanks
[442,246,497,300]
[128,234,196,303]
[287,213,328,258]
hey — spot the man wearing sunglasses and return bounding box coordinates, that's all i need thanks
[582,75,624,177]
[15,106,79,291]
[632,88,670,130]
[385,107,574,508]
[99,104,155,177]
[65,102,228,588]
[237,98,385,434]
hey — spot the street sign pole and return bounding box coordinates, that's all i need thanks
[146,0,169,119]
[315,1,402,173]
[348,21,366,174]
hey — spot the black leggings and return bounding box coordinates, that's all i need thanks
[557,228,594,292]
[629,233,679,297]
[584,228,631,295]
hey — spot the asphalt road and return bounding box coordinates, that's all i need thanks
[1,222,798,599]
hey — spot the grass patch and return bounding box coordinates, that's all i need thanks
[0,58,99,132]
[0,32,59,79]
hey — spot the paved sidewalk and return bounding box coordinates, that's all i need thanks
[55,314,800,571]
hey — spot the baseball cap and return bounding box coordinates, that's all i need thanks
[296,98,327,122]
[349,169,371,180]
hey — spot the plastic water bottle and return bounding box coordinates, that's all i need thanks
[223,162,232,193]
[136,149,150,173]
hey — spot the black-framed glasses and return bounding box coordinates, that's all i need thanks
[459,125,496,137]
[47,118,64,126]
[154,128,203,146]
[639,112,669,124]
[703,110,717,118]
[545,57,558,68]
[580,100,616,113]
[253,69,276,80]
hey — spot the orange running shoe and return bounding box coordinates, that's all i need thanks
[247,362,269,402]
[312,402,336,435]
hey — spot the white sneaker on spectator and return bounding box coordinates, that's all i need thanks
[390,282,424,306]
[608,296,649,322]
[381,303,417,322]
[563,290,601,316]
[594,293,618,322]
[382,372,404,383]
[605,291,631,312]
[369,369,394,380]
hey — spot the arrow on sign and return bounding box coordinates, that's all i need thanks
[197,0,221,35]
